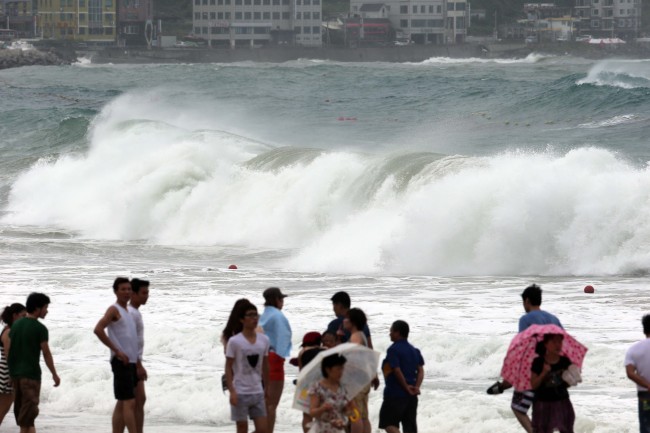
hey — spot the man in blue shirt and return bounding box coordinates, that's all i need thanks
[379,320,424,433]
[259,287,291,433]
[326,291,372,347]
[487,284,563,433]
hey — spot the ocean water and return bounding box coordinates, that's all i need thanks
[1,53,650,432]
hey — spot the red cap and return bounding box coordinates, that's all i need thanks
[301,331,322,347]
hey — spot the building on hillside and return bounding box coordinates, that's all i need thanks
[191,0,322,48]
[36,0,117,43]
[117,0,154,46]
[3,0,36,36]
[575,0,641,39]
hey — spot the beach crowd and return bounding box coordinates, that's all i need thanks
[0,281,650,433]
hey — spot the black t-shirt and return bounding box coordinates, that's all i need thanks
[300,347,325,368]
[531,355,571,401]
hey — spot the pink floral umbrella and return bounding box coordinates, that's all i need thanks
[500,324,588,391]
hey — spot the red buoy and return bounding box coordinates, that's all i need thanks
[228,264,238,270]
[584,285,594,294]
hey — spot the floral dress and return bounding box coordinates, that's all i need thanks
[308,381,349,433]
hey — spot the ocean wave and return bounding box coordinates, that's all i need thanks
[577,114,640,128]
[417,52,551,65]
[4,90,650,277]
[577,59,650,89]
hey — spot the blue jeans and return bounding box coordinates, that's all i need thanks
[638,392,650,433]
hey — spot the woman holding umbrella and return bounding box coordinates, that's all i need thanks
[530,333,580,433]
[308,353,355,433]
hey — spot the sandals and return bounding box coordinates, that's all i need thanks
[486,381,504,395]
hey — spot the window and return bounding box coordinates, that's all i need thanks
[412,5,417,13]
[448,2,455,10]
[303,26,311,33]
[273,12,279,19]
[304,12,310,19]
[294,26,301,33]
[235,0,241,5]
[194,26,201,33]
[282,11,289,18]
[592,8,598,14]
[420,5,425,13]
[312,26,319,34]
[313,11,320,19]
[312,0,319,4]
[80,0,85,5]
[254,27,268,33]
[194,12,200,19]
[263,0,270,4]
[456,2,466,10]
[437,5,441,13]
[79,27,85,34]
[211,0,215,3]
[400,19,408,27]
[591,19,600,26]
[254,11,260,19]
[429,5,433,13]
[202,0,207,4]
[244,12,251,19]
[106,0,112,5]
[282,0,289,5]
[400,5,407,13]
[254,0,261,4]
[203,12,208,19]
[218,0,223,4]
[296,12,301,19]
[225,12,230,19]
[79,13,86,21]
[273,0,279,4]
[244,0,251,5]
[218,12,223,19]
[235,12,242,19]
[456,17,465,28]
[304,0,310,4]
[411,19,426,26]
[106,27,113,34]
[210,12,216,19]
[263,12,270,19]
[225,0,231,5]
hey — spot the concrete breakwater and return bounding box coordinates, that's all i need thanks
[0,47,74,70]
[88,41,650,64]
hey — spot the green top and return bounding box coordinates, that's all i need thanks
[8,317,49,381]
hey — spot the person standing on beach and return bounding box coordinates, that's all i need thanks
[378,320,424,433]
[344,308,374,433]
[259,287,292,433]
[129,279,149,433]
[326,292,372,347]
[226,301,270,433]
[625,314,650,433]
[0,303,26,426]
[7,293,60,433]
[487,284,563,433]
[222,299,253,392]
[94,277,139,433]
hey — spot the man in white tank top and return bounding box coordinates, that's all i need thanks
[128,278,149,433]
[94,277,139,433]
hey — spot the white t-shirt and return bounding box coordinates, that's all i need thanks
[225,332,270,395]
[128,305,144,361]
[625,338,650,391]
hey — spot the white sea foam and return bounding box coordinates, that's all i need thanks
[4,91,650,277]
[577,59,650,88]
[578,114,639,129]
[418,52,550,65]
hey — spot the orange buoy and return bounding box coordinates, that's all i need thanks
[584,285,594,294]
[228,264,238,270]
[337,117,345,121]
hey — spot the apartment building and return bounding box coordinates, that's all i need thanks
[192,0,322,47]
[3,0,36,36]
[350,0,467,44]
[36,0,117,43]
[117,0,154,46]
[575,0,641,38]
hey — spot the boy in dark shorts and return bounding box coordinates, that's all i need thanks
[7,292,60,433]
[94,277,139,433]
[379,320,424,433]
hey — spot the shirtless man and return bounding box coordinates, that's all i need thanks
[94,277,139,433]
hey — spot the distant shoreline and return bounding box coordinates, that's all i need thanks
[84,41,650,64]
